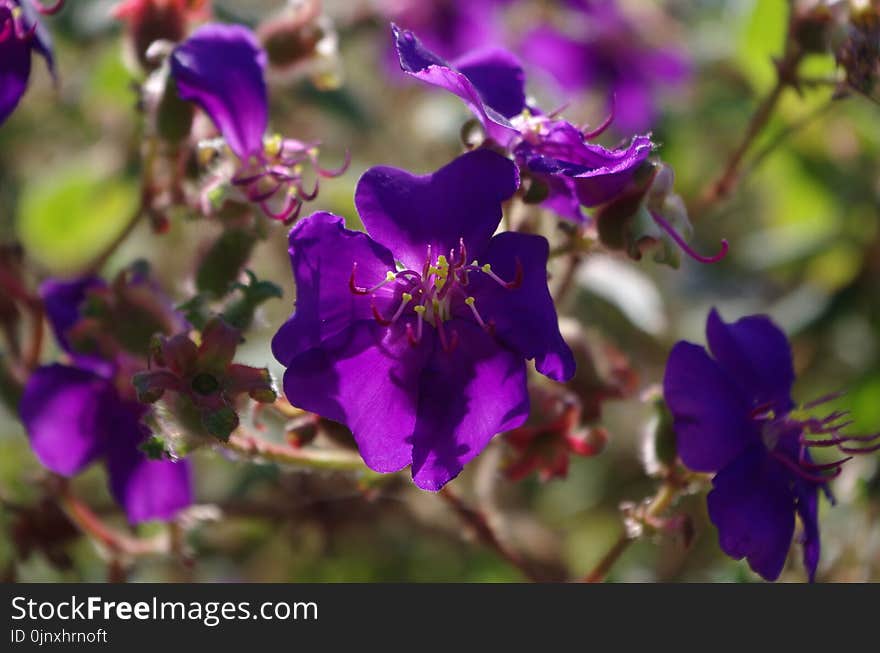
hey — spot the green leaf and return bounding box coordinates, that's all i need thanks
[16,169,137,274]
[737,0,788,91]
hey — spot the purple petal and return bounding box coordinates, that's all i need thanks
[271,212,397,366]
[105,400,192,523]
[793,481,821,582]
[281,320,431,474]
[468,232,575,382]
[705,308,796,414]
[18,0,55,79]
[108,456,193,524]
[0,9,32,125]
[384,0,503,60]
[410,319,528,490]
[19,364,110,475]
[537,175,586,223]
[171,23,268,159]
[609,76,656,134]
[40,276,105,354]
[452,47,527,119]
[355,149,519,270]
[519,26,597,93]
[663,341,757,472]
[643,46,691,85]
[707,446,796,582]
[517,127,653,207]
[392,23,520,145]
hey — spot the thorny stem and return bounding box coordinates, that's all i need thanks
[438,486,544,583]
[579,481,680,583]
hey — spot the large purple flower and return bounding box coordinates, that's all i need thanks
[0,0,60,126]
[392,23,653,223]
[170,22,347,222]
[520,0,691,132]
[663,309,879,581]
[272,149,574,490]
[19,276,192,524]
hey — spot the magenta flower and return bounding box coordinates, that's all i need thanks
[520,0,691,132]
[392,23,653,223]
[663,309,880,581]
[0,0,61,126]
[272,149,574,490]
[170,23,347,222]
[19,276,192,524]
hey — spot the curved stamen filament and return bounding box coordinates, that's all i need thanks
[31,0,65,15]
[349,266,397,295]
[649,210,729,264]
[260,195,302,224]
[474,260,523,289]
[802,431,880,447]
[407,305,426,345]
[802,391,847,410]
[582,97,615,140]
[313,148,351,178]
[771,450,841,484]
[798,455,852,471]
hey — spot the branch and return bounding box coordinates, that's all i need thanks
[439,486,544,582]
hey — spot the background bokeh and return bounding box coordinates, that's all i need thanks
[1,0,878,582]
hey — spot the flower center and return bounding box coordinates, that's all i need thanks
[349,238,522,352]
[752,395,880,485]
[199,133,349,223]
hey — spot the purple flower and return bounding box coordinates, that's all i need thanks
[0,0,61,126]
[377,0,506,61]
[520,0,691,132]
[19,276,192,524]
[170,23,347,222]
[272,149,574,490]
[663,309,880,581]
[392,23,653,223]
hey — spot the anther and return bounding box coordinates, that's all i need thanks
[464,296,489,330]
[479,259,524,289]
[350,265,397,295]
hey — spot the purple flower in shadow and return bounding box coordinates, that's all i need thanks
[663,308,879,581]
[272,149,574,490]
[0,0,61,126]
[19,276,192,524]
[392,23,653,223]
[520,0,691,132]
[170,22,347,222]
